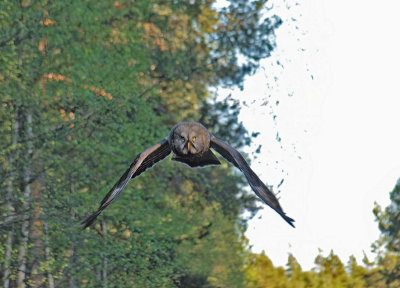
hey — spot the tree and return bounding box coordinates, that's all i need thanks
[346,256,368,288]
[374,179,400,253]
[371,178,400,287]
[245,251,288,288]
[286,253,318,288]
[1,0,282,286]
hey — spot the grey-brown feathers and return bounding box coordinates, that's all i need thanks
[82,121,294,229]
[169,122,210,156]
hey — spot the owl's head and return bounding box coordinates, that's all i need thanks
[169,122,210,156]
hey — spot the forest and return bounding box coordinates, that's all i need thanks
[1,0,399,287]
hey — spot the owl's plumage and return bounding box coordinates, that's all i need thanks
[81,122,295,229]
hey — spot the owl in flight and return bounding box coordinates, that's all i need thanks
[81,122,295,228]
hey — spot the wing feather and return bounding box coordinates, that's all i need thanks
[210,135,295,228]
[81,138,171,228]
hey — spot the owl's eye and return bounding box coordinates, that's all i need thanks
[180,136,185,143]
[192,136,196,142]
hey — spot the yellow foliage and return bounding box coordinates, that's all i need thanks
[198,6,219,33]
[153,4,172,16]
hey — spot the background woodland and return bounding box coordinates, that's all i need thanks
[1,1,399,287]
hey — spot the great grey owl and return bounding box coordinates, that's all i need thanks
[81,122,295,228]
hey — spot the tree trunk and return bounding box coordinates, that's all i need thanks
[17,110,33,288]
[44,220,55,288]
[69,182,76,288]
[4,179,14,288]
[4,228,13,288]
[4,180,14,288]
[4,105,19,288]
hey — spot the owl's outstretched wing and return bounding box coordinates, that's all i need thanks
[210,135,295,228]
[81,138,171,229]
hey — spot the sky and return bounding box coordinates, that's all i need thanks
[217,0,400,270]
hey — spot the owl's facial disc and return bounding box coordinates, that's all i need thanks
[170,122,210,156]
[176,132,198,155]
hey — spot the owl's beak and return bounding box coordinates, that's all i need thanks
[187,141,191,151]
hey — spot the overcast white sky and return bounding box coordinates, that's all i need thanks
[217,0,400,270]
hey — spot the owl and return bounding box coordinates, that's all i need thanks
[82,122,294,228]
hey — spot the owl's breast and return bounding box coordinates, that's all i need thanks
[171,149,220,167]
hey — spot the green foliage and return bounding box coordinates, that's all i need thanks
[245,251,288,288]
[371,179,400,287]
[0,0,281,287]
[244,178,400,288]
[346,256,368,288]
[3,0,400,287]
[313,250,354,288]
[373,180,400,253]
[244,251,371,288]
